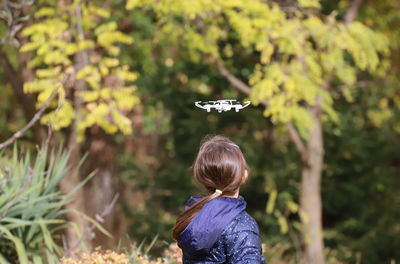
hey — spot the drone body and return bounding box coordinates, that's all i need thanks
[195,99,251,113]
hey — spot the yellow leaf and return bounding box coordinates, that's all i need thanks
[100,88,112,99]
[36,67,61,78]
[112,109,133,134]
[298,0,321,8]
[20,42,42,52]
[35,8,55,18]
[278,215,288,234]
[95,22,118,36]
[80,90,99,102]
[266,189,277,214]
[102,58,120,68]
[88,6,110,18]
[287,200,298,213]
[115,70,139,82]
[77,40,95,50]
[98,120,118,134]
[126,0,139,10]
[260,44,274,64]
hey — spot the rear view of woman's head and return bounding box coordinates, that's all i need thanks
[194,135,248,196]
[172,135,248,240]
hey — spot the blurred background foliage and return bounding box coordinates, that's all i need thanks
[0,0,399,263]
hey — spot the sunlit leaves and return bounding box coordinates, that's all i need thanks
[141,0,390,140]
[20,2,140,141]
[95,22,134,51]
[126,0,140,10]
[40,101,76,130]
[298,0,321,9]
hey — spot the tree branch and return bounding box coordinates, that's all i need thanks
[344,0,364,25]
[0,74,69,150]
[215,59,308,160]
[287,122,309,164]
[0,0,33,47]
[215,59,253,96]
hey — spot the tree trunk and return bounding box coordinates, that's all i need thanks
[214,57,327,263]
[81,126,119,249]
[300,105,325,264]
[59,1,93,250]
[59,47,90,249]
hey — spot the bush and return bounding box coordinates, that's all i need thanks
[60,247,130,264]
[60,243,183,264]
[0,144,93,263]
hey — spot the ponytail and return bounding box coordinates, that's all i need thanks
[172,191,221,241]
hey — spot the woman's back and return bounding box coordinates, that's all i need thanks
[178,196,266,264]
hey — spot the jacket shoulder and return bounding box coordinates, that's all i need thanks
[219,211,266,263]
[222,210,260,236]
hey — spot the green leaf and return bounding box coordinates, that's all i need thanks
[0,226,29,264]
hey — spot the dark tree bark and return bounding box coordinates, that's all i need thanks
[0,47,47,144]
[81,126,120,249]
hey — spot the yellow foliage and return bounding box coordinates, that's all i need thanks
[112,87,140,109]
[80,90,100,102]
[146,0,389,137]
[88,6,110,18]
[102,57,120,68]
[34,7,55,18]
[260,44,274,64]
[266,189,277,214]
[126,0,140,10]
[20,41,42,52]
[22,0,390,140]
[40,101,75,130]
[60,244,183,264]
[298,0,321,9]
[60,247,129,264]
[100,88,112,100]
[114,69,139,82]
[36,67,61,79]
[21,1,140,141]
[24,79,53,93]
[77,40,95,50]
[112,109,133,135]
[367,108,393,128]
[98,31,134,48]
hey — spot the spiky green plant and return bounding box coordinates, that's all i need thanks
[0,144,97,264]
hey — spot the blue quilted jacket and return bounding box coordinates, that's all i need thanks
[178,195,266,264]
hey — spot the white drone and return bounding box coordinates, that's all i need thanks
[195,99,251,113]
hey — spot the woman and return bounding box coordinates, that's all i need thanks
[172,135,266,263]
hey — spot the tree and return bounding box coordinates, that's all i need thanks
[13,0,140,248]
[128,0,390,262]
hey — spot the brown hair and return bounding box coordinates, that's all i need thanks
[172,135,248,241]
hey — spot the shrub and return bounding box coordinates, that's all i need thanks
[0,144,93,263]
[60,242,183,264]
[60,247,130,264]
